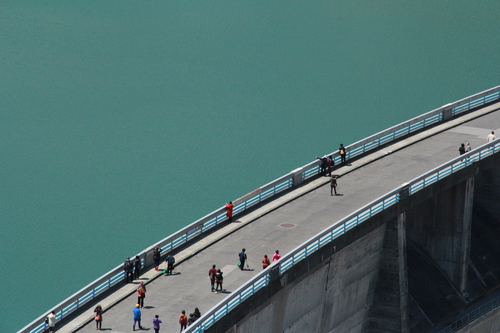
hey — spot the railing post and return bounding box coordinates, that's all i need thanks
[291,167,303,187]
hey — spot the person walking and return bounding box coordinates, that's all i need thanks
[208,264,217,292]
[179,310,188,332]
[215,269,224,292]
[153,246,161,271]
[225,201,234,222]
[466,142,471,152]
[487,131,496,142]
[188,308,201,326]
[124,257,134,283]
[94,305,103,330]
[153,314,162,333]
[330,176,338,195]
[327,155,334,177]
[272,250,281,262]
[316,155,327,176]
[262,254,270,269]
[339,144,346,165]
[134,256,141,280]
[165,253,175,275]
[133,304,142,331]
[238,248,247,270]
[46,311,56,333]
[137,281,146,308]
[459,143,465,155]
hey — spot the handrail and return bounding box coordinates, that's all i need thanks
[439,293,500,332]
[19,85,500,333]
[186,141,500,333]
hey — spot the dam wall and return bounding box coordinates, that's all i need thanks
[195,149,500,333]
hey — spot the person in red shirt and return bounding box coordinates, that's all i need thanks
[262,255,270,269]
[272,250,281,262]
[225,201,234,222]
[208,264,217,292]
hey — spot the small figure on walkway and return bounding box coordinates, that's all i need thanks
[46,311,56,333]
[327,155,335,177]
[330,176,338,196]
[153,246,161,271]
[262,254,270,269]
[94,305,103,331]
[487,131,496,142]
[133,304,142,331]
[134,256,141,280]
[339,144,347,166]
[179,310,188,332]
[137,281,146,308]
[124,257,134,283]
[188,308,201,326]
[272,250,281,262]
[316,155,328,176]
[459,143,465,155]
[165,253,175,275]
[215,269,224,292]
[153,314,162,333]
[239,248,247,270]
[226,201,234,222]
[466,142,471,152]
[208,264,217,292]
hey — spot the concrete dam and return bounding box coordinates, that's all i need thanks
[209,147,500,333]
[22,86,500,333]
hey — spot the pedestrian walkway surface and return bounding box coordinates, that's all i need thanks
[60,104,500,333]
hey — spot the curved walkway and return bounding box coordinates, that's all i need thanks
[61,103,500,333]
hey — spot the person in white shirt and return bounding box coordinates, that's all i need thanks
[486,131,496,142]
[46,311,56,333]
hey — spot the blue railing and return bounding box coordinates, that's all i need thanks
[439,293,500,332]
[186,140,500,333]
[19,84,500,333]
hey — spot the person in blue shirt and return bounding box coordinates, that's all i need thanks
[239,248,247,270]
[133,304,142,331]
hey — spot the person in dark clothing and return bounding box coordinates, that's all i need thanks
[208,264,217,292]
[165,253,175,275]
[459,143,465,155]
[327,155,334,176]
[94,305,103,330]
[316,155,328,176]
[330,176,338,196]
[215,269,224,292]
[339,144,346,165]
[134,256,141,280]
[239,248,247,270]
[153,246,161,271]
[124,257,134,283]
[188,308,201,326]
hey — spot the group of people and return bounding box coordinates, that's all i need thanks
[458,142,471,156]
[458,131,497,157]
[317,144,347,177]
[208,264,225,292]
[261,250,281,269]
[131,303,166,333]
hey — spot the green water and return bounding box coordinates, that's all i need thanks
[1,1,499,331]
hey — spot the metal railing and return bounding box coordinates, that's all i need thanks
[186,140,500,333]
[439,293,500,332]
[20,85,500,333]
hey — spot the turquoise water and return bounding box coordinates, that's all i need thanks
[1,1,499,331]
